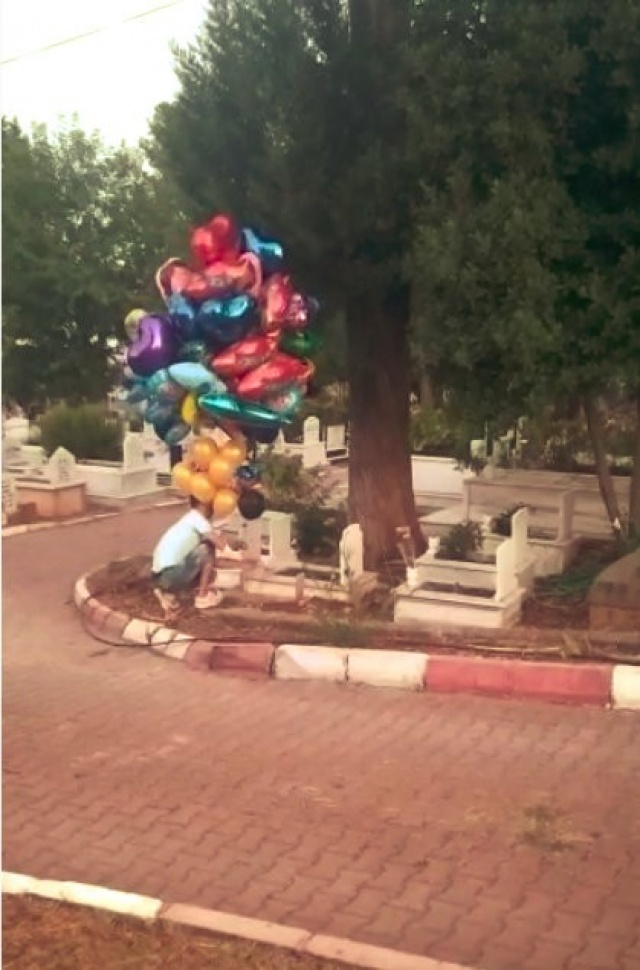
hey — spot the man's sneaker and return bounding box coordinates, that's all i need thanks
[194,589,223,610]
[154,588,179,617]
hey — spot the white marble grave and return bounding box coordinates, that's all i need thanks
[339,523,364,587]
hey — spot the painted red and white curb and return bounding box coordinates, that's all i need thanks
[3,871,475,970]
[74,573,640,710]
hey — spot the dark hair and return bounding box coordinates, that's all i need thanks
[190,495,212,515]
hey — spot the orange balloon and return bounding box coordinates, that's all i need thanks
[190,472,216,504]
[191,436,218,470]
[220,438,247,469]
[213,487,238,517]
[208,454,234,486]
[172,461,193,493]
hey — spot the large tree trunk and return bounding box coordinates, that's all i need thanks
[628,389,640,537]
[583,394,624,536]
[347,288,425,568]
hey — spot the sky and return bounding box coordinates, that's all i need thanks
[1,0,208,146]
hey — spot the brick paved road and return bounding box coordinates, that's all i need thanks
[3,510,640,970]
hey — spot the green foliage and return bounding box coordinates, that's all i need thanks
[295,505,346,560]
[409,407,458,457]
[408,0,640,523]
[436,522,484,563]
[492,504,527,538]
[39,403,122,461]
[1,119,186,412]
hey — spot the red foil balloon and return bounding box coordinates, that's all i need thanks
[236,352,314,400]
[262,274,294,331]
[212,334,276,378]
[190,214,241,269]
[208,213,241,263]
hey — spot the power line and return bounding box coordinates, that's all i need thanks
[1,0,191,67]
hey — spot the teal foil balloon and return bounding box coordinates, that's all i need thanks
[198,392,288,428]
[195,295,258,345]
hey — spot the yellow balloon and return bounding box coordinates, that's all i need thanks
[213,487,238,517]
[181,393,198,426]
[124,308,147,340]
[171,461,193,494]
[208,454,234,487]
[190,472,216,504]
[220,438,247,469]
[191,436,218,471]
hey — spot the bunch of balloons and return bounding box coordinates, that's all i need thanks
[122,212,321,520]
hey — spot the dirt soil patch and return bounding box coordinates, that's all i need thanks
[2,895,346,970]
[84,539,640,662]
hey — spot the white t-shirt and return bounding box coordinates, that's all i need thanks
[152,509,213,573]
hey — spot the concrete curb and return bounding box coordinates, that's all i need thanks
[2,871,476,970]
[2,497,183,539]
[73,572,640,710]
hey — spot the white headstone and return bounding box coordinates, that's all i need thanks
[339,523,364,586]
[326,424,346,453]
[122,432,146,470]
[511,507,528,568]
[303,416,321,445]
[2,478,18,524]
[266,511,294,562]
[46,447,76,486]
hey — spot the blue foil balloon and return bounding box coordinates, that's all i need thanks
[167,294,199,341]
[177,340,209,364]
[236,463,261,484]
[146,401,177,425]
[164,421,191,446]
[195,295,258,346]
[168,362,226,394]
[127,380,150,404]
[242,227,284,276]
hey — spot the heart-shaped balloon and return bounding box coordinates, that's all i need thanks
[242,226,284,277]
[212,334,275,378]
[235,352,314,400]
[127,315,179,378]
[191,214,241,268]
[262,274,294,331]
[196,295,259,345]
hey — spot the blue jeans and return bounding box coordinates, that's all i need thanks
[153,545,209,592]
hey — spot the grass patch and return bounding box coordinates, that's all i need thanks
[2,895,348,970]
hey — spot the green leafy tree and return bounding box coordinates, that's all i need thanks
[411,0,640,535]
[2,119,186,413]
[151,0,424,567]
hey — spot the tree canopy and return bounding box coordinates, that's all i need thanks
[2,119,186,412]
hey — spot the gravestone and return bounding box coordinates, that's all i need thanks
[2,478,18,525]
[339,523,364,586]
[47,447,77,485]
[122,432,146,470]
[326,424,347,456]
[303,416,321,445]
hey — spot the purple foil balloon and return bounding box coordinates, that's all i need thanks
[127,315,178,378]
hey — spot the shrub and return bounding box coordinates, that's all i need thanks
[436,521,484,562]
[294,505,346,559]
[492,503,527,536]
[39,403,123,461]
